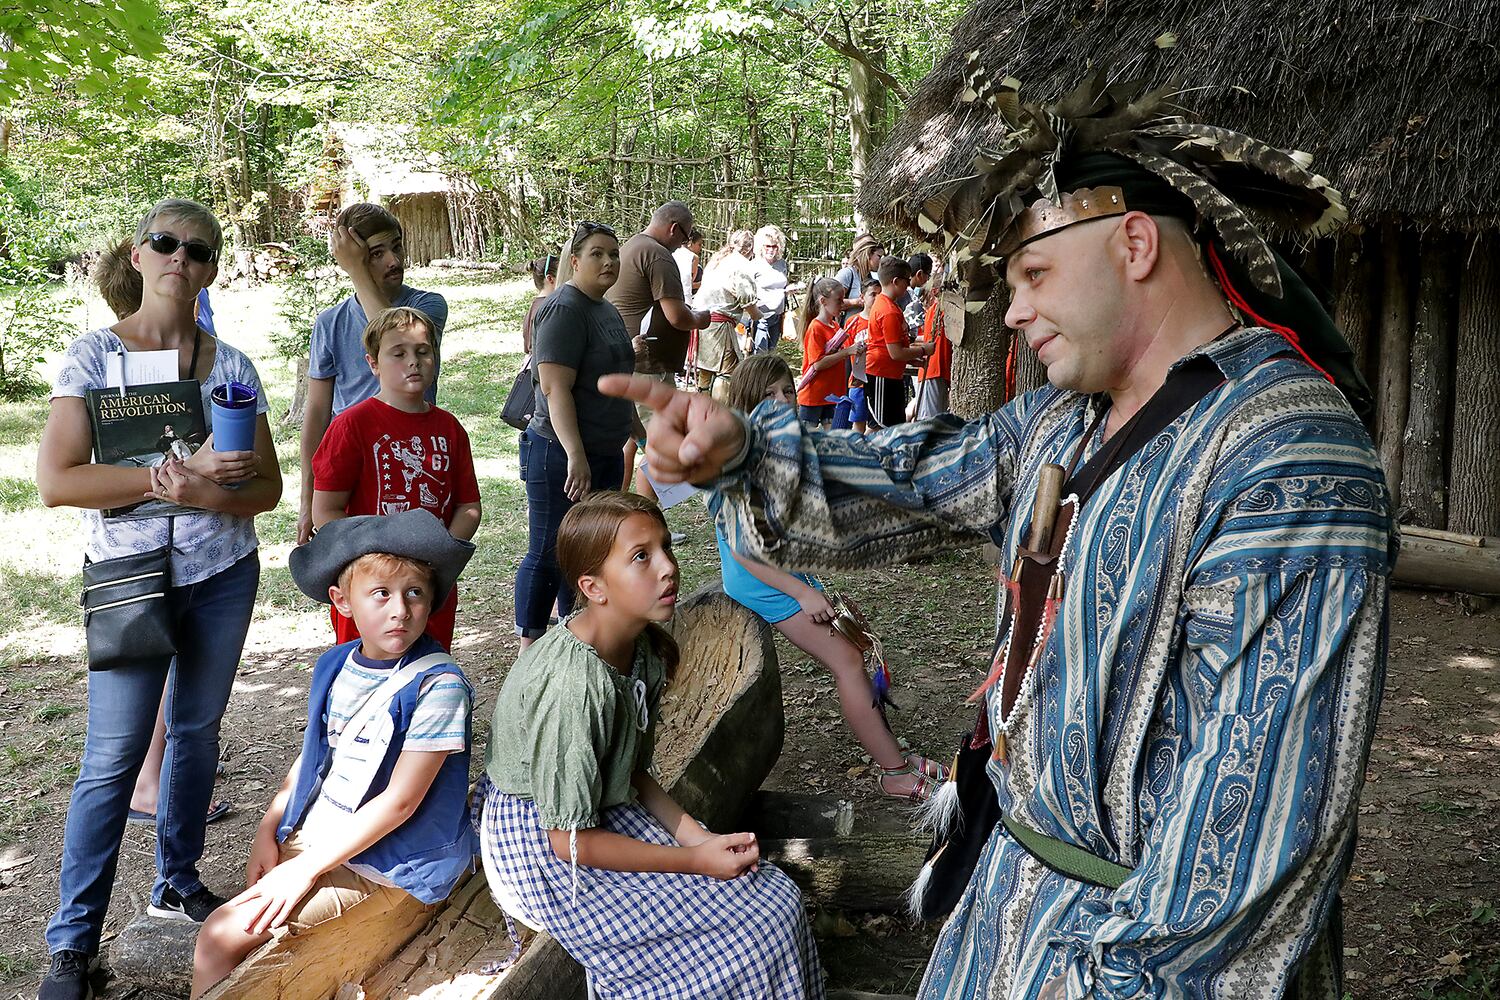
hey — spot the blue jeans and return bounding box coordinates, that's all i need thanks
[46,551,260,956]
[514,430,625,638]
[753,312,784,354]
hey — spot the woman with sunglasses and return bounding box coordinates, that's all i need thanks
[35,199,282,1000]
[514,221,644,652]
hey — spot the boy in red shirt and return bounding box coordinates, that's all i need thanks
[312,306,482,649]
[865,257,935,429]
[915,258,952,419]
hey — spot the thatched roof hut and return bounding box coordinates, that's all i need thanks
[860,1,1500,234]
[861,1,1500,542]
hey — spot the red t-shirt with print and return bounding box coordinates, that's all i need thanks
[312,397,480,649]
[865,292,910,380]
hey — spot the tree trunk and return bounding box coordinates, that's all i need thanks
[1449,233,1500,536]
[1332,226,1378,379]
[844,16,886,234]
[1013,329,1046,398]
[283,356,309,428]
[1400,232,1456,527]
[950,289,1008,418]
[1393,532,1500,596]
[1376,220,1413,504]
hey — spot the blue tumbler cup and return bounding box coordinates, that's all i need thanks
[210,381,258,453]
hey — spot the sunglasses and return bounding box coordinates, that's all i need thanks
[577,220,617,238]
[144,232,219,265]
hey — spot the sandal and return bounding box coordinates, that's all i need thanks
[876,753,949,803]
[127,799,234,829]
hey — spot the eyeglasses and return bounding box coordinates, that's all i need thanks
[144,232,219,265]
[577,221,616,238]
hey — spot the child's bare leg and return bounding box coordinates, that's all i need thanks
[773,613,922,796]
[129,693,169,812]
[191,901,271,998]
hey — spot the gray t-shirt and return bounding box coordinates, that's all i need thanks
[309,286,449,415]
[530,283,635,453]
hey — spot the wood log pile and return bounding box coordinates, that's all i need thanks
[220,242,301,283]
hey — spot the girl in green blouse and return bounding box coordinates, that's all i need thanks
[478,491,824,998]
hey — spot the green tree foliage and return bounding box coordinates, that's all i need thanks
[0,0,164,106]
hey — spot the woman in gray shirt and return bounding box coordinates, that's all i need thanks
[515,221,644,649]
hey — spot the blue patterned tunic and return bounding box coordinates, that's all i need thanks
[711,327,1394,998]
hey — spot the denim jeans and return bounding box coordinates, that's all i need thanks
[752,312,784,354]
[46,550,260,956]
[514,429,625,638]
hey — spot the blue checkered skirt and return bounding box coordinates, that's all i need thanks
[479,782,825,999]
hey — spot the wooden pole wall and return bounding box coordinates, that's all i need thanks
[1449,232,1500,537]
[1332,227,1378,379]
[1400,232,1456,527]
[1376,220,1413,501]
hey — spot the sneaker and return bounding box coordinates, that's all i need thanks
[38,950,93,1000]
[147,884,228,923]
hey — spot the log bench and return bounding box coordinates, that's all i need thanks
[111,589,784,1000]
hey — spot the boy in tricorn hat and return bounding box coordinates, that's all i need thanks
[190,509,477,998]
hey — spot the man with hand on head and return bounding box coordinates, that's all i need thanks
[602,75,1388,1000]
[298,203,449,545]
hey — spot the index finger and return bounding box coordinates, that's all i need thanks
[598,373,676,411]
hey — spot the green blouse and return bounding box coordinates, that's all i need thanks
[485,619,666,829]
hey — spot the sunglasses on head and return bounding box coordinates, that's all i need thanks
[577,221,616,238]
[144,232,219,265]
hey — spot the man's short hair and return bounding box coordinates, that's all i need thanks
[336,551,436,595]
[907,252,932,276]
[861,278,881,294]
[97,239,143,320]
[338,203,404,243]
[877,257,913,284]
[651,200,694,231]
[136,198,223,254]
[688,227,705,245]
[363,306,437,359]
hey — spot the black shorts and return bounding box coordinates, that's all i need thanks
[866,375,908,429]
[798,403,835,424]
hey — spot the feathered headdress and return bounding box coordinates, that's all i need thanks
[908,69,1346,310]
[901,68,1373,424]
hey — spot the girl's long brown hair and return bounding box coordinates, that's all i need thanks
[798,276,844,341]
[556,491,680,675]
[726,353,794,415]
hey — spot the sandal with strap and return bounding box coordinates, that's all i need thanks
[876,753,949,803]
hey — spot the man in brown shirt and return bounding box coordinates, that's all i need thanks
[607,201,711,377]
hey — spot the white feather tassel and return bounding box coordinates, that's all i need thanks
[913,776,961,839]
[905,857,936,919]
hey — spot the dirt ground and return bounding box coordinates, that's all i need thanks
[2,524,1498,997]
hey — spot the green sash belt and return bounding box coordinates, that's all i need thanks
[1001,815,1133,890]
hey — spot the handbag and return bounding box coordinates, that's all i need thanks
[81,518,176,671]
[501,355,536,431]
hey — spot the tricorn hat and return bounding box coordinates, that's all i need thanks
[289,508,476,606]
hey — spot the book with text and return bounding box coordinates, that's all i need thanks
[86,378,206,518]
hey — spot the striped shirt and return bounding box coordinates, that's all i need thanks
[327,647,469,753]
[711,326,1394,998]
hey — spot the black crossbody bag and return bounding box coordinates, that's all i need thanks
[912,355,1225,921]
[79,333,200,671]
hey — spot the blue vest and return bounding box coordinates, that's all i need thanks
[278,636,478,904]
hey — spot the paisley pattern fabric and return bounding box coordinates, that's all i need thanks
[711,327,1394,999]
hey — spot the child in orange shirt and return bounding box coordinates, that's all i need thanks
[865,257,935,430]
[833,281,880,433]
[915,258,952,419]
[797,278,864,428]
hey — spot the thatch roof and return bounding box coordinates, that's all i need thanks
[862,1,1500,236]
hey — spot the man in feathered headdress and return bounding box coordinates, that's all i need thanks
[602,74,1392,999]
